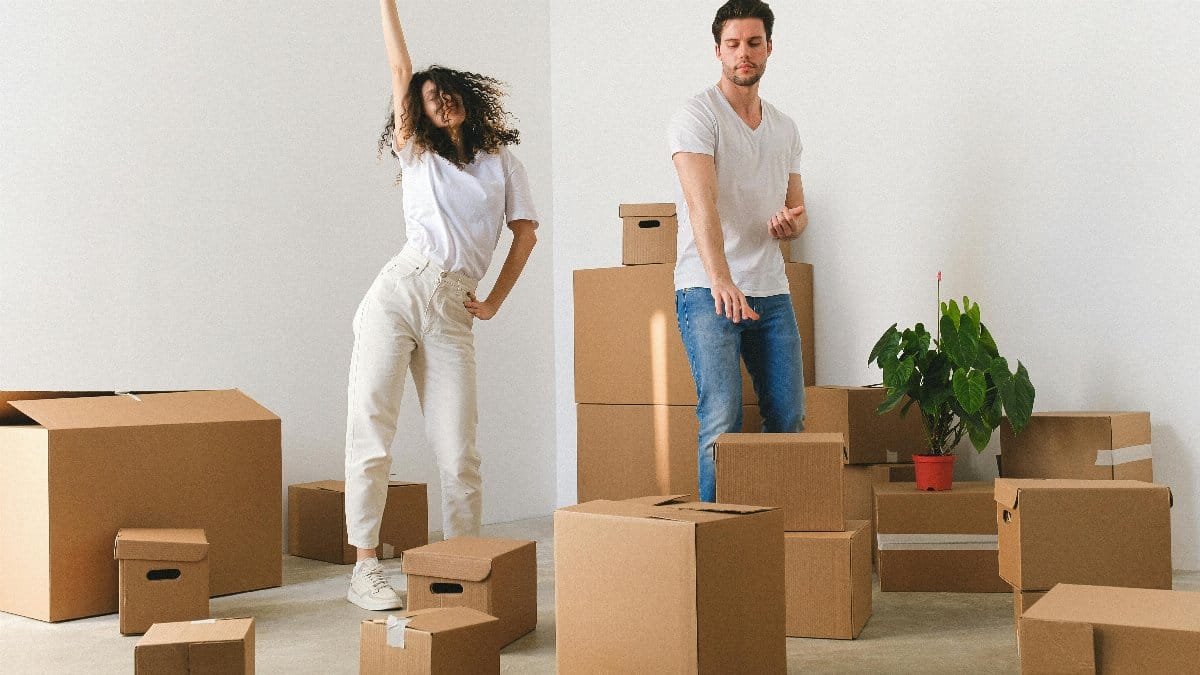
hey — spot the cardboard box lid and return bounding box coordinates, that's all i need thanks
[618,203,676,218]
[994,478,1173,509]
[1026,584,1200,631]
[563,499,776,526]
[1015,410,1151,449]
[362,607,499,637]
[8,390,278,430]
[115,528,209,562]
[620,494,692,505]
[715,432,847,460]
[292,479,422,494]
[785,519,869,542]
[137,618,254,647]
[402,537,534,582]
[0,391,113,424]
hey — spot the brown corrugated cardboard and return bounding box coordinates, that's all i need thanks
[1020,584,1200,673]
[576,404,762,503]
[803,386,928,464]
[619,203,677,266]
[843,463,916,565]
[359,607,500,675]
[288,480,427,564]
[715,432,845,531]
[555,499,785,674]
[1013,588,1047,641]
[875,482,1009,592]
[999,412,1153,481]
[134,617,255,675]
[995,478,1172,592]
[573,263,815,405]
[785,520,872,639]
[115,529,210,635]
[0,390,281,623]
[403,537,535,648]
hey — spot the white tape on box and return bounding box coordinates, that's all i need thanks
[886,451,899,463]
[380,543,395,560]
[386,616,412,648]
[877,533,998,551]
[1095,444,1153,466]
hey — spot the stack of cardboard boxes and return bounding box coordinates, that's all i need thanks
[715,433,872,639]
[574,203,815,502]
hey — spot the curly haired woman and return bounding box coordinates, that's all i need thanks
[343,1,539,610]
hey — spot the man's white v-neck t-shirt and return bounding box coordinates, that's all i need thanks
[668,84,802,297]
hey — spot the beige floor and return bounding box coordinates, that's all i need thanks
[3,516,1197,674]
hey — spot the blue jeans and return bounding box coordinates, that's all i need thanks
[676,288,805,502]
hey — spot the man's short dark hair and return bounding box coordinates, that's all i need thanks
[712,0,774,44]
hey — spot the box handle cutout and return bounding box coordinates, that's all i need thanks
[637,219,661,229]
[1002,510,1013,524]
[147,568,182,581]
[430,582,464,595]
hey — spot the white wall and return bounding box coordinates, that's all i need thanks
[551,2,1200,568]
[0,1,555,532]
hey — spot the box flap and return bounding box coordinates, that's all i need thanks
[10,390,278,430]
[402,537,532,582]
[115,528,209,562]
[0,391,118,425]
[666,502,776,515]
[293,480,346,493]
[1109,411,1152,449]
[716,432,845,447]
[995,478,1170,509]
[137,618,254,647]
[398,607,499,634]
[1026,584,1200,631]
[618,202,676,218]
[621,494,692,505]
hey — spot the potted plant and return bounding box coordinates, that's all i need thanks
[867,274,1035,490]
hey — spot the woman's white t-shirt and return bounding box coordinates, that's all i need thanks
[395,142,538,281]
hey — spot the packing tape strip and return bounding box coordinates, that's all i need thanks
[1095,444,1152,466]
[877,533,998,551]
[886,451,899,463]
[380,543,395,560]
[386,616,412,648]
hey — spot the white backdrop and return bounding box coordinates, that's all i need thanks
[550,1,1200,568]
[0,1,556,533]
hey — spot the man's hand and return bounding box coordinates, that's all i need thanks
[465,295,499,320]
[710,279,760,323]
[769,204,806,240]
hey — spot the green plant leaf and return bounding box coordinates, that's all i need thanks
[941,299,962,331]
[868,324,899,365]
[1005,362,1036,432]
[967,418,993,452]
[978,322,999,355]
[876,386,908,415]
[939,315,958,356]
[953,369,987,414]
[989,356,1012,386]
[965,297,981,328]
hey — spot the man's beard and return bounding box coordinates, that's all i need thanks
[728,64,765,87]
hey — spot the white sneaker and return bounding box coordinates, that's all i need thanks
[347,558,404,611]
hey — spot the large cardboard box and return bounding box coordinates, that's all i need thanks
[555,497,785,674]
[0,390,282,622]
[785,520,872,639]
[843,463,916,565]
[714,432,845,531]
[576,403,761,503]
[875,481,1009,593]
[115,529,210,635]
[360,607,500,675]
[1020,584,1200,673]
[574,263,815,405]
[288,480,427,564]
[999,412,1153,481]
[1013,588,1047,641]
[620,203,677,265]
[995,478,1172,592]
[403,537,536,648]
[804,386,928,464]
[134,617,255,674]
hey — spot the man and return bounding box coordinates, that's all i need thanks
[670,0,807,502]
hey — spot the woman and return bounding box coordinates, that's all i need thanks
[344,0,538,611]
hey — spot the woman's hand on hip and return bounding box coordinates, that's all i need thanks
[465,296,499,320]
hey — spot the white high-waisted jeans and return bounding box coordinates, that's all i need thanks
[344,245,481,548]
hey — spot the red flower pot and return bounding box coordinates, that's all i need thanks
[913,454,956,491]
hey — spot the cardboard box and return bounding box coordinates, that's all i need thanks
[1020,584,1200,673]
[134,617,255,674]
[843,463,916,564]
[785,520,872,639]
[403,537,536,648]
[288,480,427,564]
[115,529,210,635]
[573,263,815,405]
[714,432,845,531]
[995,478,1172,592]
[999,412,1153,481]
[620,203,677,265]
[1014,588,1047,640]
[360,607,500,675]
[803,386,928,464]
[0,390,281,622]
[875,481,1009,592]
[555,497,785,674]
[576,403,761,502]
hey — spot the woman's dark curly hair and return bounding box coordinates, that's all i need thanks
[377,65,520,169]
